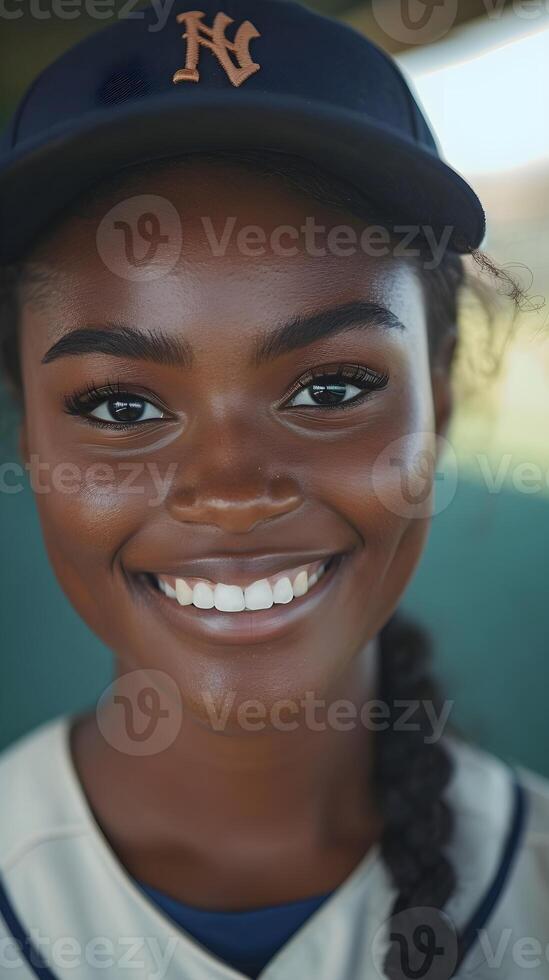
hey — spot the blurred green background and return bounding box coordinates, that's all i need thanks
[1,0,549,774]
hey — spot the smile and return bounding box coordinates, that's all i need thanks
[140,551,346,644]
[152,557,332,613]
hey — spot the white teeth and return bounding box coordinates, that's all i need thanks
[156,559,331,613]
[175,578,192,605]
[308,562,325,589]
[292,570,309,597]
[273,576,294,604]
[158,578,177,599]
[214,583,245,612]
[193,582,215,609]
[244,578,273,610]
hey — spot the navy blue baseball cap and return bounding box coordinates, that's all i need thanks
[0,0,485,264]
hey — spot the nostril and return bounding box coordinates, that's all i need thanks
[168,489,303,535]
[167,471,303,531]
[172,486,198,508]
[270,474,302,503]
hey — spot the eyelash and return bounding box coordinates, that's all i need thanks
[63,363,389,429]
[63,381,169,431]
[282,363,389,411]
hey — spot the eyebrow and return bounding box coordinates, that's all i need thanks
[252,300,405,366]
[42,324,193,367]
[41,301,404,368]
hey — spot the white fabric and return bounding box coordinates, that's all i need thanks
[0,714,548,979]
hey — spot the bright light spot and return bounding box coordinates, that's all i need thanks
[398,21,549,175]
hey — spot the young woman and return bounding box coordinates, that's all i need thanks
[0,1,548,978]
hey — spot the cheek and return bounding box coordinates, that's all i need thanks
[308,358,436,536]
[32,469,168,669]
[23,397,169,572]
[33,464,155,594]
[302,363,436,628]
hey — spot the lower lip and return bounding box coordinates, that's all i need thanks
[138,554,346,646]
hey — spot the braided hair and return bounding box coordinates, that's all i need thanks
[375,612,456,979]
[0,148,521,979]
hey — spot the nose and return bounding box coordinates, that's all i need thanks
[169,476,302,534]
[166,420,303,534]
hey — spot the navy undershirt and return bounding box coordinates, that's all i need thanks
[135,879,334,979]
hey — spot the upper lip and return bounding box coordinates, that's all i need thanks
[148,550,340,584]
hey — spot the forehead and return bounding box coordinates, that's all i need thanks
[19,159,425,339]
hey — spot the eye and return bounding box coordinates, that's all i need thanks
[289,378,363,408]
[63,384,170,428]
[90,395,166,424]
[283,364,389,410]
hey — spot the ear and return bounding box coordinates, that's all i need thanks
[431,331,457,448]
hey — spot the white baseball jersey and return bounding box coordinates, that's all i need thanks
[0,714,548,979]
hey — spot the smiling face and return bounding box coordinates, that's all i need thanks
[17,158,452,728]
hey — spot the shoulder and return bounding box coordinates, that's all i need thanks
[441,739,549,976]
[444,735,549,929]
[445,733,549,871]
[0,714,88,874]
[446,733,549,841]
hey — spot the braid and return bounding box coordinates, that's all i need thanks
[374,611,457,980]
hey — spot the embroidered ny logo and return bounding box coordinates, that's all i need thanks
[172,10,261,88]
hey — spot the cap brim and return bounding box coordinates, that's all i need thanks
[0,90,485,262]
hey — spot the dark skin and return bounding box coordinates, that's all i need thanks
[17,161,454,910]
